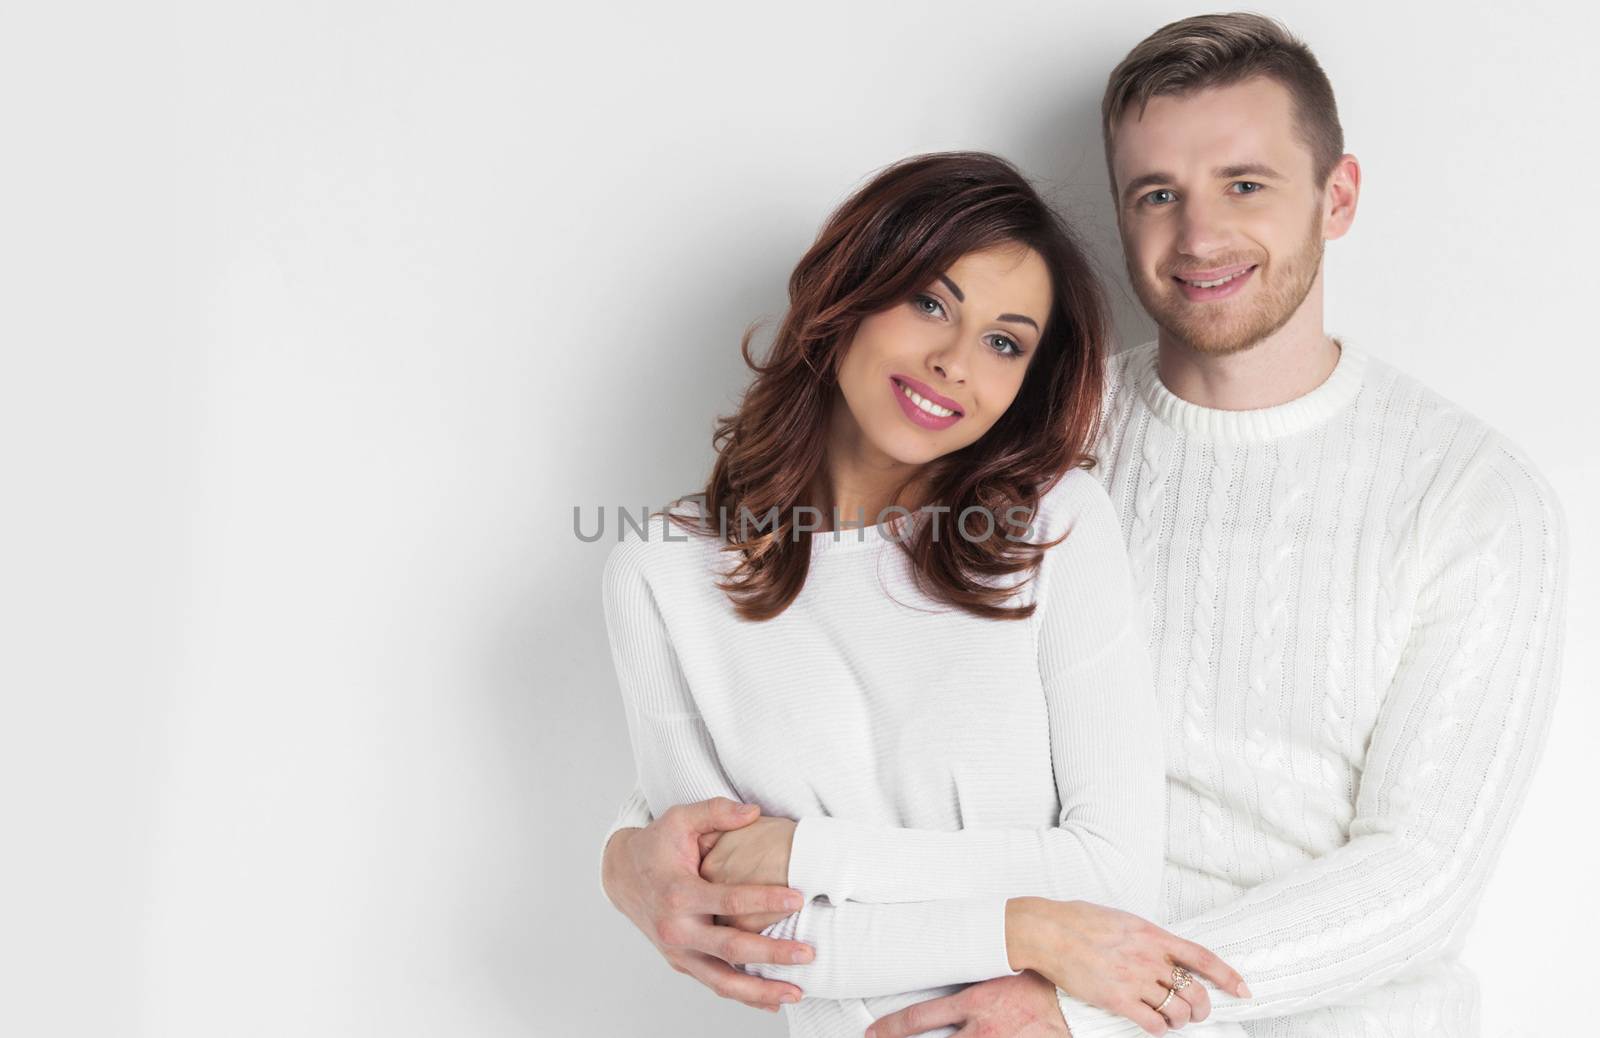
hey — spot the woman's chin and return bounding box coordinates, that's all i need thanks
[868,429,960,468]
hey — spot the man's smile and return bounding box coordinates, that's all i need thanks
[1171,263,1258,300]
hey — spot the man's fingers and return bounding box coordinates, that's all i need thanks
[671,796,760,835]
[663,878,798,920]
[738,1001,781,1013]
[708,881,805,918]
[697,829,726,858]
[705,921,814,966]
[864,992,967,1037]
[678,951,803,1006]
[709,796,764,830]
[1166,937,1249,998]
[720,909,794,934]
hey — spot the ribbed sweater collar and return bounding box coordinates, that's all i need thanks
[1132,339,1366,444]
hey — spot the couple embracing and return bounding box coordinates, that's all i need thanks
[596,12,1568,1038]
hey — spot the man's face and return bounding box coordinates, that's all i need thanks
[1110,76,1327,356]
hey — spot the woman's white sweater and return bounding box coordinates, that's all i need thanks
[601,466,1166,1037]
[603,341,1568,1038]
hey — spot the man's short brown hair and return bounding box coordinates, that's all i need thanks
[1102,13,1344,191]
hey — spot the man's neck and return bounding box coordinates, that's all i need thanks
[1155,293,1340,412]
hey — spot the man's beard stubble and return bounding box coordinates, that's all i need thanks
[1129,205,1326,357]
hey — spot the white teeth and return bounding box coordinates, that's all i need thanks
[899,381,956,418]
[1182,268,1250,288]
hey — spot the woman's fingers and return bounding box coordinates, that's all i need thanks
[863,992,966,1037]
[1174,977,1209,1023]
[1146,981,1191,1028]
[1114,998,1170,1036]
[1163,936,1249,998]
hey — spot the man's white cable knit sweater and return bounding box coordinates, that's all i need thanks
[602,465,1167,1037]
[602,341,1568,1037]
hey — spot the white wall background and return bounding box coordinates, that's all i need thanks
[3,2,1595,1036]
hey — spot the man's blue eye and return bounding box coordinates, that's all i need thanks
[1144,189,1175,206]
[1232,182,1262,194]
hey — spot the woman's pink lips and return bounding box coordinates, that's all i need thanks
[1171,263,1257,302]
[889,375,964,430]
[891,374,963,412]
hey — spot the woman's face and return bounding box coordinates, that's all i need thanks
[833,243,1052,467]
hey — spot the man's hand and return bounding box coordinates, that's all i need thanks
[699,815,797,932]
[1005,898,1248,1035]
[602,797,815,1012]
[865,970,1068,1038]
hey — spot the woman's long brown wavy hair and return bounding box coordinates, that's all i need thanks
[668,151,1109,622]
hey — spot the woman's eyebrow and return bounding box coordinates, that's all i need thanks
[938,274,965,302]
[996,313,1039,331]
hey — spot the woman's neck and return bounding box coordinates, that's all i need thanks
[816,394,925,532]
[813,469,923,531]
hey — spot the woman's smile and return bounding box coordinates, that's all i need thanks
[889,374,965,430]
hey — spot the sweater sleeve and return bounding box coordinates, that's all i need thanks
[596,784,653,900]
[602,538,1042,998]
[785,473,1166,917]
[1057,440,1569,1036]
[602,539,744,819]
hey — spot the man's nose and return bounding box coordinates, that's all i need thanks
[1174,194,1231,259]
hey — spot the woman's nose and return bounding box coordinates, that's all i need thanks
[929,344,968,384]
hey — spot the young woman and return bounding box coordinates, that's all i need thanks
[602,152,1234,1037]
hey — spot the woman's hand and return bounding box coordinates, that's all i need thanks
[698,816,798,932]
[1005,898,1249,1035]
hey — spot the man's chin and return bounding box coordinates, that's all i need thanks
[1183,334,1261,357]
[1134,285,1257,356]
[1157,314,1264,357]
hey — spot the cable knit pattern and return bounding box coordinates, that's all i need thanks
[1318,404,1362,811]
[606,340,1566,1038]
[1055,342,1567,1037]
[1126,411,1169,644]
[1185,441,1232,889]
[1244,438,1307,871]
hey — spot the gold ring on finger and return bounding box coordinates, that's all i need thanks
[1153,987,1176,1015]
[1171,965,1193,991]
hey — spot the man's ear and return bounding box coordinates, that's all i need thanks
[1322,154,1362,241]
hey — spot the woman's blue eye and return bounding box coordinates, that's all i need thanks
[913,293,946,318]
[990,335,1023,358]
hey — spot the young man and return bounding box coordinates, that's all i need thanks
[599,13,1568,1037]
